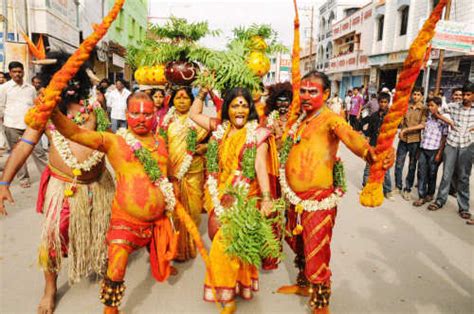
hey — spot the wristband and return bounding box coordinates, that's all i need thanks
[261,191,272,201]
[0,181,11,186]
[20,138,36,146]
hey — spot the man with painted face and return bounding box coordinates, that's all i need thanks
[276,71,394,313]
[159,86,208,262]
[44,91,205,313]
[263,82,293,149]
[190,87,279,314]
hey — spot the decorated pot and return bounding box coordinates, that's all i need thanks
[246,51,270,77]
[164,60,199,86]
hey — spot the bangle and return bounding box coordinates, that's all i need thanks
[20,138,36,146]
[262,191,272,201]
[0,181,10,186]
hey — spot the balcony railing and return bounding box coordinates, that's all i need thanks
[326,30,332,38]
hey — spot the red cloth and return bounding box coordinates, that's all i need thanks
[285,187,337,285]
[36,167,52,213]
[107,217,178,282]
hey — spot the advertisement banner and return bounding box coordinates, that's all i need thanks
[432,21,474,55]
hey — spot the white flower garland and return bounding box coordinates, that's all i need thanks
[50,126,104,171]
[161,107,198,180]
[278,112,344,212]
[266,110,279,129]
[207,121,258,217]
[117,128,176,212]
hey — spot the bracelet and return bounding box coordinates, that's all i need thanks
[20,138,36,146]
[262,191,272,201]
[0,181,11,186]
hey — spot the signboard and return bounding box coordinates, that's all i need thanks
[112,53,125,68]
[432,21,474,55]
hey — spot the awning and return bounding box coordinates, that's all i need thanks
[47,36,77,54]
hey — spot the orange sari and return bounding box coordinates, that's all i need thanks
[203,124,278,303]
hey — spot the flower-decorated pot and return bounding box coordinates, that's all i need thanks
[246,51,270,77]
[164,60,199,86]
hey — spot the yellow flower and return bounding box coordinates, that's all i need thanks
[292,224,303,235]
[295,204,304,214]
[64,189,74,197]
[72,168,82,176]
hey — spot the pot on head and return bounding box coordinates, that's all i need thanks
[164,60,199,86]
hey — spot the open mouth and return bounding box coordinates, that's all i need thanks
[234,115,246,125]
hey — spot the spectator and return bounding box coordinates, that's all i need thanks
[344,90,353,121]
[394,87,426,200]
[328,93,343,116]
[108,78,131,132]
[427,82,474,223]
[0,72,7,84]
[348,87,364,130]
[31,75,42,93]
[151,88,167,132]
[362,92,393,199]
[413,97,447,206]
[446,87,463,196]
[361,93,378,131]
[99,78,113,116]
[0,72,6,155]
[0,61,48,187]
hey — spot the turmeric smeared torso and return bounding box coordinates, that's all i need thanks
[286,107,369,193]
[107,134,168,223]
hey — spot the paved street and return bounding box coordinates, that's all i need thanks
[0,146,473,314]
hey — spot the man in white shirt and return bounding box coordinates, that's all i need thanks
[0,71,7,155]
[108,78,130,132]
[0,62,47,187]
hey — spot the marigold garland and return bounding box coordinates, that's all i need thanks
[24,0,124,130]
[360,0,448,207]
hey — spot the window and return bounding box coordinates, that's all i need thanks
[377,16,384,41]
[400,6,409,36]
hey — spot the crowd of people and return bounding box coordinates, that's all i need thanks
[327,83,474,224]
[0,52,472,314]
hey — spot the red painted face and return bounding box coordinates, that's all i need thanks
[300,80,325,113]
[126,99,155,135]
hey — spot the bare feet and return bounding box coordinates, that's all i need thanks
[37,289,55,314]
[276,284,311,296]
[220,301,236,314]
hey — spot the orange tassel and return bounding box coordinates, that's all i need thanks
[174,201,222,311]
[24,0,125,130]
[360,0,448,207]
[285,0,301,138]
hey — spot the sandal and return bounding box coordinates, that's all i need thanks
[458,211,471,220]
[427,202,442,211]
[466,219,474,225]
[413,199,426,207]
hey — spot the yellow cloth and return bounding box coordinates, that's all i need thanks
[167,113,208,261]
[204,229,259,303]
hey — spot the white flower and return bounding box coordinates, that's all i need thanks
[277,113,345,212]
[206,121,258,218]
[51,126,104,171]
[118,128,177,213]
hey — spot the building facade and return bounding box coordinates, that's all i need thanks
[264,52,291,85]
[328,2,374,98]
[368,0,473,97]
[316,0,368,74]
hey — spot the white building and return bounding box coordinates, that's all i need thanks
[316,0,368,74]
[368,0,474,96]
[327,1,374,98]
[264,52,291,85]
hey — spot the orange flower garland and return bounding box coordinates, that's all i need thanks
[24,0,125,130]
[285,0,301,132]
[360,0,447,207]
